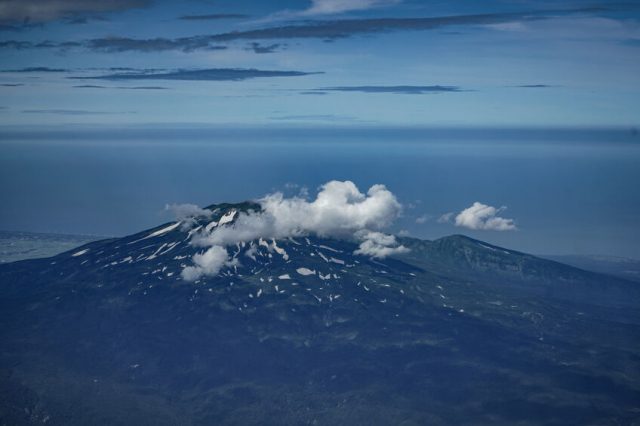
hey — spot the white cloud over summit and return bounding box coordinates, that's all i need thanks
[454,202,517,231]
[181,181,408,280]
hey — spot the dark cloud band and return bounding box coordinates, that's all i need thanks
[0,6,625,53]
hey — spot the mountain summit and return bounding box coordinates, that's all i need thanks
[1,202,639,425]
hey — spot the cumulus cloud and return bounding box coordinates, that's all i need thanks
[197,181,401,244]
[454,202,517,231]
[182,181,407,280]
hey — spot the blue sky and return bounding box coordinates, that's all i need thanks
[1,0,640,127]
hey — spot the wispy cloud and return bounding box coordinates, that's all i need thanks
[73,85,169,90]
[21,109,136,115]
[164,203,214,230]
[455,202,517,231]
[318,85,462,94]
[268,0,402,20]
[415,214,432,224]
[72,68,322,82]
[437,212,454,223]
[301,0,401,16]
[178,14,250,21]
[269,114,361,122]
[511,84,556,88]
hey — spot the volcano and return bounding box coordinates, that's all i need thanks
[1,202,639,426]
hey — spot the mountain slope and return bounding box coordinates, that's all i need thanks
[1,203,639,426]
[397,234,640,308]
[539,254,640,283]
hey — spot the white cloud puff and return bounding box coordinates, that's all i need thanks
[454,202,517,231]
[181,181,406,280]
[194,180,402,248]
[354,231,409,258]
[182,245,239,281]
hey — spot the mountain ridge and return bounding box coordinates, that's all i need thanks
[1,203,639,425]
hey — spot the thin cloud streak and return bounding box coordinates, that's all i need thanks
[178,14,250,20]
[21,109,136,115]
[318,85,463,94]
[71,68,322,82]
[73,85,169,90]
[1,67,68,72]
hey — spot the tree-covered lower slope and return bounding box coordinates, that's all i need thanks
[1,204,639,426]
